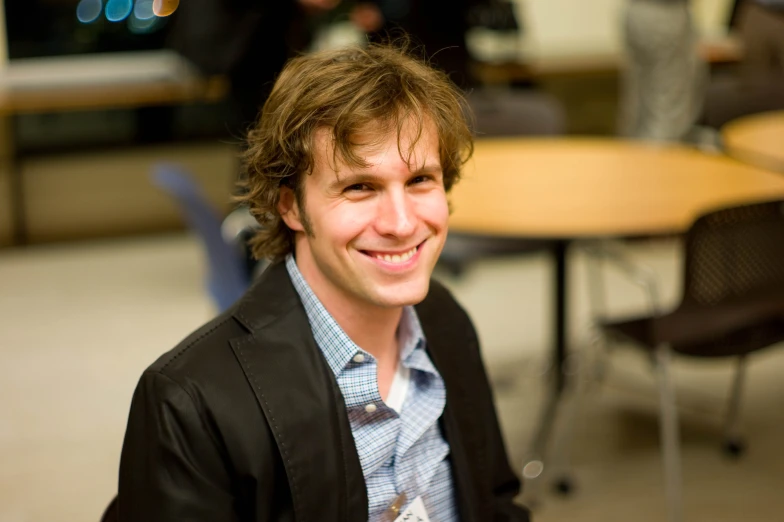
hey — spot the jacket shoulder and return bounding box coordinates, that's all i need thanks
[146,311,247,382]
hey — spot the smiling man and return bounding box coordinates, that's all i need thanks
[118,45,530,522]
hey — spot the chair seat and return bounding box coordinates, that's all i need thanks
[601,294,784,357]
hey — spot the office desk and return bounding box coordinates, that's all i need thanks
[447,137,784,478]
[722,110,784,174]
[471,36,742,85]
[0,75,226,115]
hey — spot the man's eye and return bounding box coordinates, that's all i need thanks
[345,183,371,192]
[410,175,432,184]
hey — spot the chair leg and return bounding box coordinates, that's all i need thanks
[547,349,591,495]
[722,355,748,457]
[584,245,612,382]
[655,343,684,522]
[520,384,562,506]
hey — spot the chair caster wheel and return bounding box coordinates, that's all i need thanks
[553,477,574,495]
[723,439,746,458]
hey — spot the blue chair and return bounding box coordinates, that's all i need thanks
[151,164,251,312]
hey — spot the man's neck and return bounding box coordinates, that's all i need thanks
[293,253,402,362]
[328,302,402,362]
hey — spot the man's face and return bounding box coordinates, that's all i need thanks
[279,119,449,312]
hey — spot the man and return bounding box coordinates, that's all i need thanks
[118,44,530,521]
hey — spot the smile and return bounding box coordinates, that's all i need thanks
[360,242,424,266]
[373,246,417,263]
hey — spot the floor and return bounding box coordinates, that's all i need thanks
[1,232,782,522]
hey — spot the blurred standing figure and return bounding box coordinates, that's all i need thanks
[701,0,784,128]
[737,0,784,83]
[168,0,339,136]
[620,0,707,142]
[350,0,481,88]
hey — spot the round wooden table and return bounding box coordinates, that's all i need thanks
[447,137,784,481]
[721,110,784,174]
[450,137,784,375]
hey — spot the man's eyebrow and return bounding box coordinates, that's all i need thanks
[412,164,443,176]
[329,172,379,190]
[329,163,443,189]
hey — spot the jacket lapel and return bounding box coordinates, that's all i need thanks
[417,284,489,522]
[229,262,367,522]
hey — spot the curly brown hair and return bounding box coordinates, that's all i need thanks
[237,43,474,261]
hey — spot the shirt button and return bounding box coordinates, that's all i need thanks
[353,353,365,363]
[365,403,377,414]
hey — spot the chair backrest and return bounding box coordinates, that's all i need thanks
[151,164,251,311]
[681,199,784,307]
[466,88,567,137]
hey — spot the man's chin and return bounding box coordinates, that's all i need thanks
[370,280,431,308]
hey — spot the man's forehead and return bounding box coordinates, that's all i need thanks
[313,121,441,174]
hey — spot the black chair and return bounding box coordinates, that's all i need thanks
[574,199,784,522]
[437,231,556,276]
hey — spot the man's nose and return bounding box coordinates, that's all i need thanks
[375,189,416,238]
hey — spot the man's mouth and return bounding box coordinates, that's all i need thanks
[360,242,423,264]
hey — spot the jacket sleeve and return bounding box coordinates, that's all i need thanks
[487,393,532,522]
[469,323,532,521]
[118,370,240,522]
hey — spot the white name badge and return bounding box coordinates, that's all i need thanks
[394,496,431,522]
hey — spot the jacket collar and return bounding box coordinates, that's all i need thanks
[417,282,487,522]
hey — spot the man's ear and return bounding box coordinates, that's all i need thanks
[277,186,306,232]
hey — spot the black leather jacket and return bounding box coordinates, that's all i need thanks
[117,261,531,521]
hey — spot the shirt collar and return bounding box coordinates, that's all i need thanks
[285,254,426,376]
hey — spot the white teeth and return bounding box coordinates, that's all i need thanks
[374,246,418,263]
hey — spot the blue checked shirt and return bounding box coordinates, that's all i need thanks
[285,255,457,521]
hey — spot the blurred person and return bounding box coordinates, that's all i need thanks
[619,0,708,142]
[117,44,530,522]
[702,0,784,128]
[347,0,565,137]
[348,0,482,89]
[167,0,341,136]
[737,0,784,83]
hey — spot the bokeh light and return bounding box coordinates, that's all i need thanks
[153,0,180,17]
[128,12,161,34]
[105,0,133,22]
[76,0,103,23]
[133,0,156,21]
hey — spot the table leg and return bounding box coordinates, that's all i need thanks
[523,241,569,492]
[554,240,568,392]
[5,115,26,245]
[521,240,571,501]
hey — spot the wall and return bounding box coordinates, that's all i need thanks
[514,0,736,59]
[21,143,239,243]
